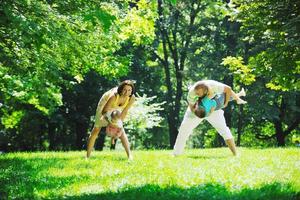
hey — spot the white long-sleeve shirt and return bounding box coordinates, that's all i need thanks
[187,80,227,104]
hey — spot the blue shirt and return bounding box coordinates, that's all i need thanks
[199,96,217,116]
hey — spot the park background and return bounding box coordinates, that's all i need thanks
[0,0,299,199]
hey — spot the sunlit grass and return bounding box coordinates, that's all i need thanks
[0,148,299,199]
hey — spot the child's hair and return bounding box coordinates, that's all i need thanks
[194,107,206,118]
[111,110,121,119]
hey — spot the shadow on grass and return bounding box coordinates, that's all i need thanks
[1,155,299,200]
[0,157,90,199]
[59,183,299,200]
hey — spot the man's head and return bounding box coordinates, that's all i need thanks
[194,83,208,98]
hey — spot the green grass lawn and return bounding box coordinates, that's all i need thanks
[0,148,299,200]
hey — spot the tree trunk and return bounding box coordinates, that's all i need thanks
[96,129,106,151]
[236,106,243,146]
[213,134,225,147]
[274,120,285,146]
[168,115,179,148]
[75,122,88,150]
[48,122,57,150]
[156,0,199,148]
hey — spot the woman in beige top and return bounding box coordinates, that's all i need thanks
[86,80,135,159]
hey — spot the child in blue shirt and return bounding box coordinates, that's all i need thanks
[195,88,246,118]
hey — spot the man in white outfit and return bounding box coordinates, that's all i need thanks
[173,80,237,156]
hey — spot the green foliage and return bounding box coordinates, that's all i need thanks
[119,0,158,46]
[221,56,256,85]
[0,0,299,150]
[0,149,299,199]
[232,0,300,91]
[124,94,165,149]
[1,110,25,129]
[0,0,157,129]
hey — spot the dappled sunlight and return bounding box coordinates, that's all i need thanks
[1,149,299,199]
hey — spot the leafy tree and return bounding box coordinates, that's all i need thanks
[124,94,165,149]
[222,0,300,146]
[230,0,300,91]
[0,0,158,150]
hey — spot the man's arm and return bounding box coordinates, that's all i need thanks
[189,102,197,113]
[223,86,232,108]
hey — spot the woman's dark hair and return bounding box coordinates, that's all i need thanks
[117,80,135,97]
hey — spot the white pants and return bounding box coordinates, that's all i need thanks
[173,108,233,155]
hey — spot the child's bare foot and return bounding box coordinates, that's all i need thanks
[238,88,246,97]
[237,98,247,104]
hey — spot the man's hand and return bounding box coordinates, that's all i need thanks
[189,103,197,113]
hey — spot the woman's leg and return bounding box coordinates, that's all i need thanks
[86,127,101,158]
[86,115,108,158]
[119,130,132,159]
[206,110,237,156]
[173,108,203,156]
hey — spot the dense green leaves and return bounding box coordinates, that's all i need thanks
[0,0,299,151]
[0,0,157,124]
[232,0,300,91]
[125,94,165,149]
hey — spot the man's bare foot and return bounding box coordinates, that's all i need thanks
[128,155,133,160]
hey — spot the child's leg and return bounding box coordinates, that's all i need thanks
[230,89,247,104]
[236,88,246,97]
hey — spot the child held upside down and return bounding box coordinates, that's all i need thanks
[195,88,246,118]
[103,110,124,145]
